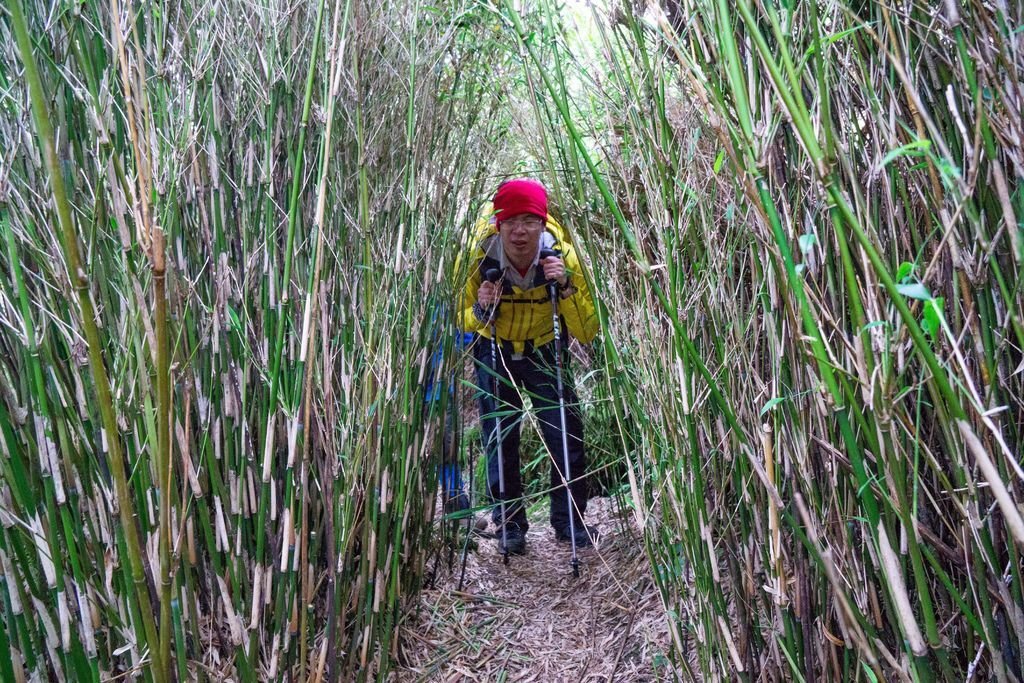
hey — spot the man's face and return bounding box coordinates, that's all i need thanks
[499,213,545,266]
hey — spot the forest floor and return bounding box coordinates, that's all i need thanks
[391,496,675,682]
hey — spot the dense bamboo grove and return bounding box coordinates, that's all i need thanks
[0,0,516,679]
[505,0,1023,679]
[2,0,1023,680]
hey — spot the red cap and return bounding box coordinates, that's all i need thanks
[493,179,548,228]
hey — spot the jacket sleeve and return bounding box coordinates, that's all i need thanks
[457,249,487,335]
[560,245,599,344]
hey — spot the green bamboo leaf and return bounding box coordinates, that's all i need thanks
[923,297,945,337]
[226,304,243,334]
[880,139,932,168]
[760,396,785,415]
[802,22,873,57]
[896,282,932,301]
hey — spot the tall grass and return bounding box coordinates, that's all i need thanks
[502,0,1023,679]
[0,0,514,679]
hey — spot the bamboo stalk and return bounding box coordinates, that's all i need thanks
[8,2,166,679]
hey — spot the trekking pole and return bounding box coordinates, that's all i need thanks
[484,268,510,566]
[456,400,478,591]
[539,248,580,578]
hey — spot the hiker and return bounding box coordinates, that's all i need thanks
[459,178,599,556]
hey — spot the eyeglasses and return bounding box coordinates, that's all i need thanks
[501,217,545,230]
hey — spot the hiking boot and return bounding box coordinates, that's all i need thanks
[498,524,527,556]
[556,523,597,548]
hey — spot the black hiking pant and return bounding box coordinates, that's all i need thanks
[473,339,588,533]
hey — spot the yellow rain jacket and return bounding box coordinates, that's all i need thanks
[458,209,599,355]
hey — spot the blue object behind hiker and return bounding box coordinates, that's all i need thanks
[424,329,475,512]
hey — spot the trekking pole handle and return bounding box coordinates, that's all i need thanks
[538,248,561,298]
[483,268,501,323]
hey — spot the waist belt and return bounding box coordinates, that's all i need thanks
[481,336,553,361]
[477,328,556,360]
[501,338,537,360]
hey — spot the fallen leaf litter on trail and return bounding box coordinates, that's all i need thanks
[392,497,675,682]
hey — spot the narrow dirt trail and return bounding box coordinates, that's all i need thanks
[392,497,673,682]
